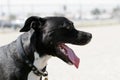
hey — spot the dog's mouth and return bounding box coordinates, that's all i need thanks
[57,43,80,68]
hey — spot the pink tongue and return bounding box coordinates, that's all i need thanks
[62,44,80,68]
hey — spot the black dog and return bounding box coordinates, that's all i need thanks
[0,16,92,80]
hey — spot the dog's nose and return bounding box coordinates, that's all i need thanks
[82,32,92,39]
[88,33,92,39]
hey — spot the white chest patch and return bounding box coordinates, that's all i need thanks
[35,54,52,70]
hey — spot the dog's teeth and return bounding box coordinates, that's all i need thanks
[60,47,66,55]
[61,49,65,52]
[62,49,66,54]
[68,62,73,65]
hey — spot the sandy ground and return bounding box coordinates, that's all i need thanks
[0,25,120,80]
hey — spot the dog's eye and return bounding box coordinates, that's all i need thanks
[66,26,71,30]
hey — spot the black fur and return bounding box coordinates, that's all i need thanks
[0,16,92,80]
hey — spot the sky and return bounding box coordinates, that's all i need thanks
[0,0,120,15]
[0,0,120,5]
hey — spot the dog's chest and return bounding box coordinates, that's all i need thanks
[35,55,52,70]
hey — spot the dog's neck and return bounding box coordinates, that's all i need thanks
[19,30,35,63]
[19,30,51,69]
[35,53,51,70]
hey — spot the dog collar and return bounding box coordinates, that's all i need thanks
[16,36,48,80]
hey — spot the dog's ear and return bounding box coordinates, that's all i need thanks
[20,16,46,32]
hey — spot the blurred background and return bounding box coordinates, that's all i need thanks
[0,0,120,29]
[0,0,120,80]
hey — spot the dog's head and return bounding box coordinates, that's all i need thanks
[20,16,92,68]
